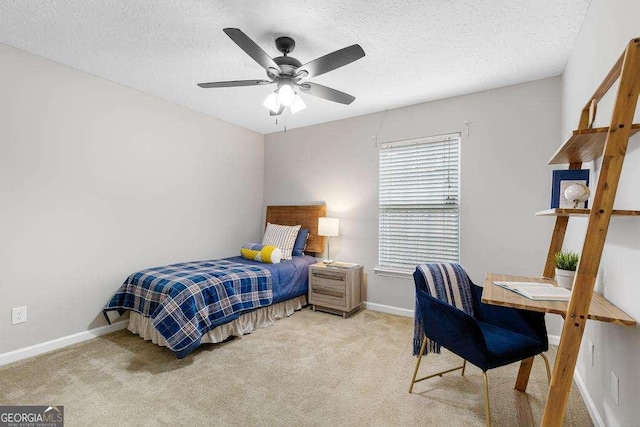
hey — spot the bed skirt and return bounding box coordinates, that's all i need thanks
[127,295,307,348]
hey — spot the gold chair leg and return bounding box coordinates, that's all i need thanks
[461,359,467,376]
[409,337,467,393]
[539,352,551,384]
[483,372,490,427]
[409,337,428,393]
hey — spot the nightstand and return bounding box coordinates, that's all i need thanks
[308,262,363,318]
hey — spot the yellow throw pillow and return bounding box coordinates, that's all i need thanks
[240,243,282,264]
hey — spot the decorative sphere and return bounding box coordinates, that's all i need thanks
[564,184,590,207]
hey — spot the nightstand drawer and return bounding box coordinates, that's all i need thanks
[311,272,346,293]
[310,287,346,309]
[312,269,346,281]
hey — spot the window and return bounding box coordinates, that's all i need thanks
[378,133,460,272]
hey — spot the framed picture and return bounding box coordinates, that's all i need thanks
[551,169,590,209]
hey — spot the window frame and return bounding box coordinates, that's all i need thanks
[376,132,461,276]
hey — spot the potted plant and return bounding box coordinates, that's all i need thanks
[554,250,579,290]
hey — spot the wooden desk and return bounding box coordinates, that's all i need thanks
[482,273,636,426]
[483,273,636,325]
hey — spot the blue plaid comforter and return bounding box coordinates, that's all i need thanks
[103,260,272,358]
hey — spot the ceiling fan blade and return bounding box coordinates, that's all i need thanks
[270,105,285,116]
[223,28,281,74]
[296,44,365,79]
[197,79,273,88]
[297,82,356,105]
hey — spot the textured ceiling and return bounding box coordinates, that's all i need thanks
[0,0,591,134]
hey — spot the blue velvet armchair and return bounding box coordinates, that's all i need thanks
[409,266,550,426]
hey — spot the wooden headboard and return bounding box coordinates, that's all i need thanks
[265,205,327,254]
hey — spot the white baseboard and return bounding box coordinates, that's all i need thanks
[365,301,414,317]
[0,321,128,367]
[573,367,604,427]
[546,334,601,427]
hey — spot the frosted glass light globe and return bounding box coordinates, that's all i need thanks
[262,92,280,113]
[277,84,296,107]
[290,94,306,114]
[564,184,590,208]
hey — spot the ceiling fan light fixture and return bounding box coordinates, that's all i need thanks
[198,29,365,118]
[276,84,296,107]
[290,94,306,114]
[263,92,281,113]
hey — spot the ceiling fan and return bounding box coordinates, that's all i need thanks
[197,28,365,116]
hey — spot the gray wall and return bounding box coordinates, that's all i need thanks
[264,77,561,311]
[0,44,264,354]
[561,0,640,425]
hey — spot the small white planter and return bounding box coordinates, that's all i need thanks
[555,268,576,290]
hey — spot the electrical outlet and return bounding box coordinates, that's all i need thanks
[611,371,619,407]
[589,340,595,367]
[11,306,27,325]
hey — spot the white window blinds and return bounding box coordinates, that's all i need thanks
[378,133,460,271]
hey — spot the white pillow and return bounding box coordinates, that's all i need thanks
[262,223,301,260]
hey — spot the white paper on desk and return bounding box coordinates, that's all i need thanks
[492,281,571,301]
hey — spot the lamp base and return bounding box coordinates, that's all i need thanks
[322,259,335,264]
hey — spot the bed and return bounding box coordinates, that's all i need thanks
[103,205,326,358]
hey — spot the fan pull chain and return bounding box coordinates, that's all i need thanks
[274,115,287,132]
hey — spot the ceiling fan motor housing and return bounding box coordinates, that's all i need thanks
[266,37,300,79]
[271,56,302,77]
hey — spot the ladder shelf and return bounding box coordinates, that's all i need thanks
[549,123,640,164]
[540,37,640,427]
[482,37,640,426]
[535,208,640,217]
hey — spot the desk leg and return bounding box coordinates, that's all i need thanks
[515,357,534,392]
[514,390,534,427]
[514,357,535,427]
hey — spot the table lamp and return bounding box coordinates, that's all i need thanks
[318,217,339,264]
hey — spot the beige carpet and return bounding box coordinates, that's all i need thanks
[0,309,592,426]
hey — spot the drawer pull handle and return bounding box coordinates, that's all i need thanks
[314,273,344,281]
[313,288,344,298]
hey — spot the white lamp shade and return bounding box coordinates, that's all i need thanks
[318,217,339,237]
